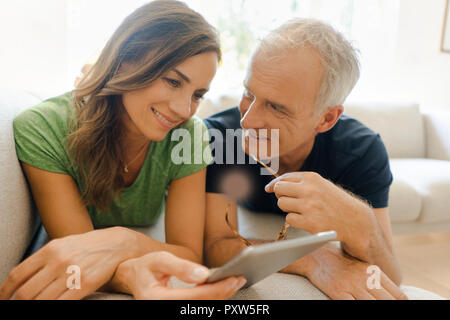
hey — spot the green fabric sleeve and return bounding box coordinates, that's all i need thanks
[169,116,213,181]
[13,107,70,175]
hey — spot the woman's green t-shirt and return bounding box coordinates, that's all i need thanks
[13,92,212,228]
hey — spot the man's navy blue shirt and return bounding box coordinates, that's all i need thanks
[203,107,393,214]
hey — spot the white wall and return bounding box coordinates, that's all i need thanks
[0,0,70,99]
[351,0,450,109]
[394,0,450,109]
[1,0,450,109]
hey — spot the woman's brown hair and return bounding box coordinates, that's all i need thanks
[67,0,221,212]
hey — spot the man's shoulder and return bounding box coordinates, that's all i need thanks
[203,106,241,132]
[324,114,384,158]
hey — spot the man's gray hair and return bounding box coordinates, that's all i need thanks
[260,18,360,113]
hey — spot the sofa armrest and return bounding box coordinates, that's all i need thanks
[423,109,450,161]
[0,89,42,283]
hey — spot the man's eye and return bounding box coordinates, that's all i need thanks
[269,103,279,111]
[269,103,284,114]
[165,78,181,88]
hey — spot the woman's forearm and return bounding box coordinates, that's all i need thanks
[99,227,201,295]
[125,227,202,262]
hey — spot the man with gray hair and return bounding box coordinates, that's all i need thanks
[203,18,407,300]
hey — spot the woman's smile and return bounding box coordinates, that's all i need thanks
[150,106,177,129]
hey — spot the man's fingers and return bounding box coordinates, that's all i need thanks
[264,172,304,192]
[144,252,210,284]
[145,276,246,300]
[277,196,302,213]
[285,212,310,231]
[0,254,44,300]
[380,273,408,300]
[272,181,304,198]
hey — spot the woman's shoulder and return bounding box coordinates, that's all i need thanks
[177,115,207,132]
[13,91,74,135]
[165,115,209,150]
[13,91,75,175]
[162,115,212,181]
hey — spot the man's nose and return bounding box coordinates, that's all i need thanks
[169,97,192,120]
[240,99,265,129]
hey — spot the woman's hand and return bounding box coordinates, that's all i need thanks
[113,251,247,300]
[0,227,138,300]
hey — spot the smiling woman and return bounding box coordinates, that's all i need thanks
[2,0,246,300]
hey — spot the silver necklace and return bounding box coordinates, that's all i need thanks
[123,140,150,173]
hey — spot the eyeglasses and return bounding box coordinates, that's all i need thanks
[225,203,288,247]
[224,154,289,246]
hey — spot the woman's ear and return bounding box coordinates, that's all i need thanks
[315,105,344,134]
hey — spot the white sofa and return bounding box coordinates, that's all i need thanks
[0,90,447,300]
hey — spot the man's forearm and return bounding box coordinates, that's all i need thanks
[204,235,286,268]
[279,242,342,277]
[279,254,314,277]
[342,210,402,285]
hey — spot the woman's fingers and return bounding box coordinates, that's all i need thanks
[34,277,68,300]
[0,254,44,300]
[334,292,355,300]
[368,287,396,300]
[352,288,376,300]
[143,252,210,284]
[11,266,58,300]
[145,276,247,300]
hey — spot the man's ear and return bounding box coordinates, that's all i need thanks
[315,105,344,134]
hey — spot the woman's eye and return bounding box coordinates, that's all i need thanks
[192,94,204,102]
[165,78,181,88]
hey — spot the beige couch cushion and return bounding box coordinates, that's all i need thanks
[84,273,329,300]
[0,89,41,283]
[85,273,445,300]
[390,159,450,223]
[388,172,422,222]
[423,110,450,161]
[344,102,425,159]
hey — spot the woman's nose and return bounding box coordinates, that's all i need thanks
[169,98,192,120]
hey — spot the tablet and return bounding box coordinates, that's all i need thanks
[206,230,337,288]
